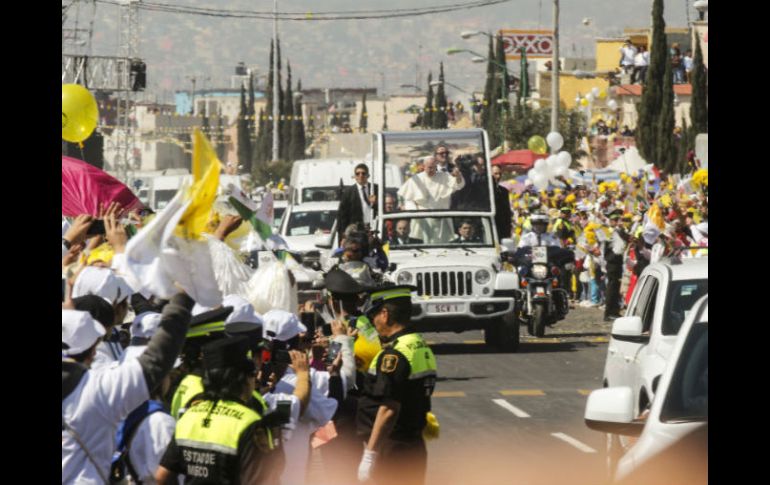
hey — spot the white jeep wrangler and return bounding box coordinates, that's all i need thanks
[370,129,521,351]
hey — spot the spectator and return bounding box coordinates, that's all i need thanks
[632,45,649,84]
[621,125,634,137]
[683,49,694,83]
[671,43,685,84]
[620,40,638,77]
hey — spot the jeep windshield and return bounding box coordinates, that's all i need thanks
[380,130,492,214]
[382,215,494,248]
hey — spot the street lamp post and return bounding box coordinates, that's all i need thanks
[430,79,478,126]
[693,0,708,21]
[399,83,422,92]
[272,0,279,162]
[551,0,560,133]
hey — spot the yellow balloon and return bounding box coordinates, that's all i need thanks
[527,135,548,155]
[599,89,608,99]
[580,98,589,107]
[62,84,99,143]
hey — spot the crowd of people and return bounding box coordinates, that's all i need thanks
[620,39,694,85]
[62,200,438,484]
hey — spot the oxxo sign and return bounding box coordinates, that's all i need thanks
[500,29,554,60]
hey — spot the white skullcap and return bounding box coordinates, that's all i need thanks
[62,310,106,356]
[262,310,307,342]
[131,312,163,340]
[72,266,133,306]
[223,294,263,332]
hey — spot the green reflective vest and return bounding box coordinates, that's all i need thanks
[369,332,438,380]
[355,316,379,343]
[171,374,204,420]
[174,399,262,482]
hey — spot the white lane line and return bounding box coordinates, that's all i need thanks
[550,432,597,453]
[492,399,531,418]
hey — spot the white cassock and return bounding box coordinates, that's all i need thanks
[398,171,465,242]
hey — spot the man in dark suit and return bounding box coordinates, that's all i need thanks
[389,219,424,246]
[434,144,456,173]
[450,220,482,243]
[337,163,378,240]
[492,165,513,240]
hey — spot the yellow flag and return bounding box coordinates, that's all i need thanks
[176,129,222,240]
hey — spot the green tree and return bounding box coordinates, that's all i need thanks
[281,62,294,160]
[636,0,667,164]
[481,34,495,129]
[423,72,434,129]
[237,83,252,172]
[656,59,676,173]
[689,37,708,135]
[256,40,275,165]
[382,102,388,130]
[359,92,368,132]
[434,63,448,129]
[216,107,226,162]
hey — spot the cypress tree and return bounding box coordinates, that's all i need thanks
[216,107,226,162]
[245,73,256,172]
[481,34,495,129]
[237,83,252,172]
[257,40,275,164]
[281,62,294,160]
[636,0,667,163]
[656,59,676,172]
[359,92,368,133]
[423,72,434,129]
[277,38,284,160]
[689,37,708,135]
[382,102,388,130]
[434,63,448,129]
[292,79,306,161]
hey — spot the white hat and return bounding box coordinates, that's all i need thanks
[72,266,133,306]
[62,309,106,356]
[131,312,163,340]
[223,294,263,332]
[643,226,660,245]
[262,310,307,342]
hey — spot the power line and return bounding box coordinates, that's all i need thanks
[93,0,513,21]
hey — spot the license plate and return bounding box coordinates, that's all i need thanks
[535,287,546,296]
[532,246,548,264]
[427,303,464,314]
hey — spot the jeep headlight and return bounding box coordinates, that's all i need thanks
[475,269,491,285]
[397,271,413,285]
[532,264,548,279]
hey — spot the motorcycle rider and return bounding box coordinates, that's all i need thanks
[519,213,562,248]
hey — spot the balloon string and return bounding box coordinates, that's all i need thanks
[79,142,85,159]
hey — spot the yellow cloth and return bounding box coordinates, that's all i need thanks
[87,243,114,265]
[176,129,222,240]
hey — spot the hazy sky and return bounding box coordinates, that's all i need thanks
[64,0,694,101]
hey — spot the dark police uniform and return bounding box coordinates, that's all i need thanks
[356,325,437,485]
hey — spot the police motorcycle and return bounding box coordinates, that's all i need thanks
[508,244,574,338]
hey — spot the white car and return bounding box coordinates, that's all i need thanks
[601,257,708,471]
[279,201,338,253]
[585,294,707,483]
[272,199,289,231]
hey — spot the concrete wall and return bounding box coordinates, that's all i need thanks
[538,72,610,109]
[619,95,691,130]
[595,39,626,72]
[692,22,708,68]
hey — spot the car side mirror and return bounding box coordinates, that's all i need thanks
[500,238,516,253]
[611,316,649,343]
[584,387,644,437]
[315,233,333,249]
[272,227,279,235]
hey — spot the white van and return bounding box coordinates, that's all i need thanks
[290,158,403,205]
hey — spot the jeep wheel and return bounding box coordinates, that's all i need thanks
[485,313,519,352]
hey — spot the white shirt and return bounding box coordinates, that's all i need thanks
[91,338,125,371]
[128,411,176,484]
[634,52,649,67]
[274,368,339,485]
[683,55,694,71]
[356,182,373,225]
[62,358,150,485]
[621,45,637,66]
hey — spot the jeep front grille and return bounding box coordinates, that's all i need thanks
[416,271,473,296]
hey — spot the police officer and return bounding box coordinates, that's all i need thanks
[156,336,275,484]
[356,285,437,485]
[603,209,630,322]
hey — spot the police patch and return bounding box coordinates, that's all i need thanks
[380,354,399,373]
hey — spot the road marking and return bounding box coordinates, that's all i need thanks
[492,399,531,418]
[522,338,562,343]
[577,390,593,396]
[500,389,545,396]
[426,341,437,345]
[463,339,485,344]
[432,391,466,398]
[551,433,597,453]
[592,337,609,343]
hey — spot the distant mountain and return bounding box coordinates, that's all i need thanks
[66,0,691,100]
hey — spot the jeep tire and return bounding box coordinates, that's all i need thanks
[485,311,520,352]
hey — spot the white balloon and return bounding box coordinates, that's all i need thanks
[607,99,618,110]
[546,132,564,151]
[534,158,547,172]
[533,174,549,191]
[586,93,594,103]
[591,87,600,98]
[554,165,569,178]
[557,151,572,169]
[546,155,560,170]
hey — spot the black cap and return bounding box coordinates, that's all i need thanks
[362,284,416,319]
[202,336,253,372]
[324,268,368,295]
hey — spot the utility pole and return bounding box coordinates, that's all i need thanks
[551,0,560,133]
[116,0,140,183]
[272,0,280,161]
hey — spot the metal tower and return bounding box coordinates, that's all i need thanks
[113,0,141,183]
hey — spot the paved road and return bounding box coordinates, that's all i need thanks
[425,306,612,485]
